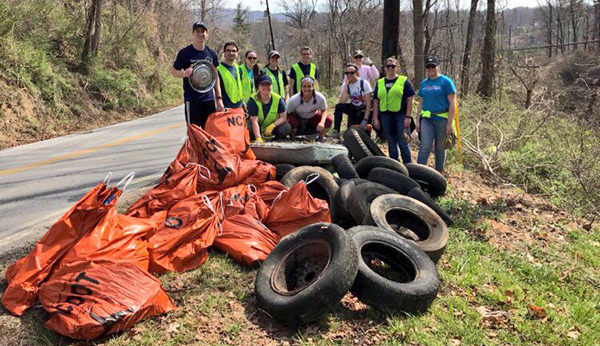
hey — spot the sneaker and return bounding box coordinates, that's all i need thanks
[316,136,324,143]
[327,129,340,138]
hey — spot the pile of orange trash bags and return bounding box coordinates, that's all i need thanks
[2,109,331,340]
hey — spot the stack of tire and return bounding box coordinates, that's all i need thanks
[255,126,454,326]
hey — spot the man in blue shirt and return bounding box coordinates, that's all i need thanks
[171,22,223,128]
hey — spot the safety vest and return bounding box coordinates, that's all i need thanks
[217,62,243,104]
[240,64,254,103]
[377,75,407,112]
[421,110,449,119]
[252,92,281,133]
[262,67,285,99]
[291,63,317,94]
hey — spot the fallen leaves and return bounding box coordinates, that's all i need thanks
[476,306,510,329]
[527,304,547,320]
[566,326,580,339]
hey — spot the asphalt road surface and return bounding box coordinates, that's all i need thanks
[0,106,187,254]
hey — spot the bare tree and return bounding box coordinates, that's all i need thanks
[279,0,318,30]
[382,0,400,62]
[476,0,496,98]
[413,0,425,88]
[460,0,479,95]
[81,0,103,69]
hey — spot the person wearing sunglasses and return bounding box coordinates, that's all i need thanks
[372,57,415,164]
[331,63,372,138]
[216,41,244,109]
[171,22,222,128]
[261,50,289,102]
[289,46,320,96]
[240,50,260,104]
[247,75,291,142]
[416,56,457,173]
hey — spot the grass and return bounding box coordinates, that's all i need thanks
[2,175,598,345]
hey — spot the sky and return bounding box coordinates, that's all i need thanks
[226,0,545,12]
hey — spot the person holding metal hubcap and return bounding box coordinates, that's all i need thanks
[416,56,457,174]
[171,21,223,128]
[247,75,291,142]
[372,57,415,163]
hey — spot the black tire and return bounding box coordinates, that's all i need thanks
[350,125,385,156]
[348,226,440,314]
[343,127,372,161]
[347,182,396,225]
[275,164,295,181]
[331,178,369,227]
[407,187,453,226]
[369,194,449,263]
[255,223,359,326]
[332,154,359,179]
[281,166,339,205]
[405,163,447,197]
[367,168,420,195]
[355,156,409,178]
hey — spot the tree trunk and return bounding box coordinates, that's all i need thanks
[90,0,103,57]
[595,0,600,49]
[81,0,97,68]
[460,0,479,95]
[476,0,496,98]
[413,0,425,89]
[382,0,400,64]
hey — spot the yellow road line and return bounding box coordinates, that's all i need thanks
[0,123,184,177]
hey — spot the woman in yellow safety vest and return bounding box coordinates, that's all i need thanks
[415,55,457,173]
[241,50,259,104]
[373,57,416,164]
[247,75,291,142]
[261,50,289,102]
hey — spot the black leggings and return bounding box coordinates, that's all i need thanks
[333,103,365,131]
[185,99,217,128]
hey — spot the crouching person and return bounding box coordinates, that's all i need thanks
[286,77,332,142]
[248,75,291,142]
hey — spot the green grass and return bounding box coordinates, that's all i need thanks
[3,186,597,346]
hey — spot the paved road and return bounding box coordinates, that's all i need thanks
[0,106,187,254]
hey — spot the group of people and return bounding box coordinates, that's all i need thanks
[172,21,457,173]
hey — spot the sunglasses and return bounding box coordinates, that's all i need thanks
[247,57,257,60]
[385,65,397,68]
[426,65,437,69]
[354,56,363,59]
[345,71,356,75]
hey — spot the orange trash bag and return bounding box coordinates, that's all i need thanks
[187,124,274,192]
[54,210,164,273]
[213,214,278,265]
[265,176,331,239]
[2,173,129,316]
[204,108,256,160]
[148,191,221,274]
[126,163,199,218]
[256,181,287,205]
[38,260,175,340]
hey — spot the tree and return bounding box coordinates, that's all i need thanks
[382,0,400,63]
[279,0,318,30]
[81,0,103,70]
[476,0,496,98]
[460,0,479,95]
[233,3,250,34]
[413,0,425,89]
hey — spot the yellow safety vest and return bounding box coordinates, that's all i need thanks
[217,62,243,105]
[251,92,281,134]
[240,64,254,104]
[262,67,286,99]
[291,63,317,94]
[377,75,407,112]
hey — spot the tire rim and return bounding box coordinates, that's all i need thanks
[271,239,332,295]
[361,241,417,283]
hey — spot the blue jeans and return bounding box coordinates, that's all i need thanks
[380,112,412,163]
[417,116,447,170]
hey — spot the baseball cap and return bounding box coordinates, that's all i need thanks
[192,21,208,31]
[425,56,439,66]
[364,57,373,66]
[258,75,272,85]
[353,50,364,58]
[268,50,281,59]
